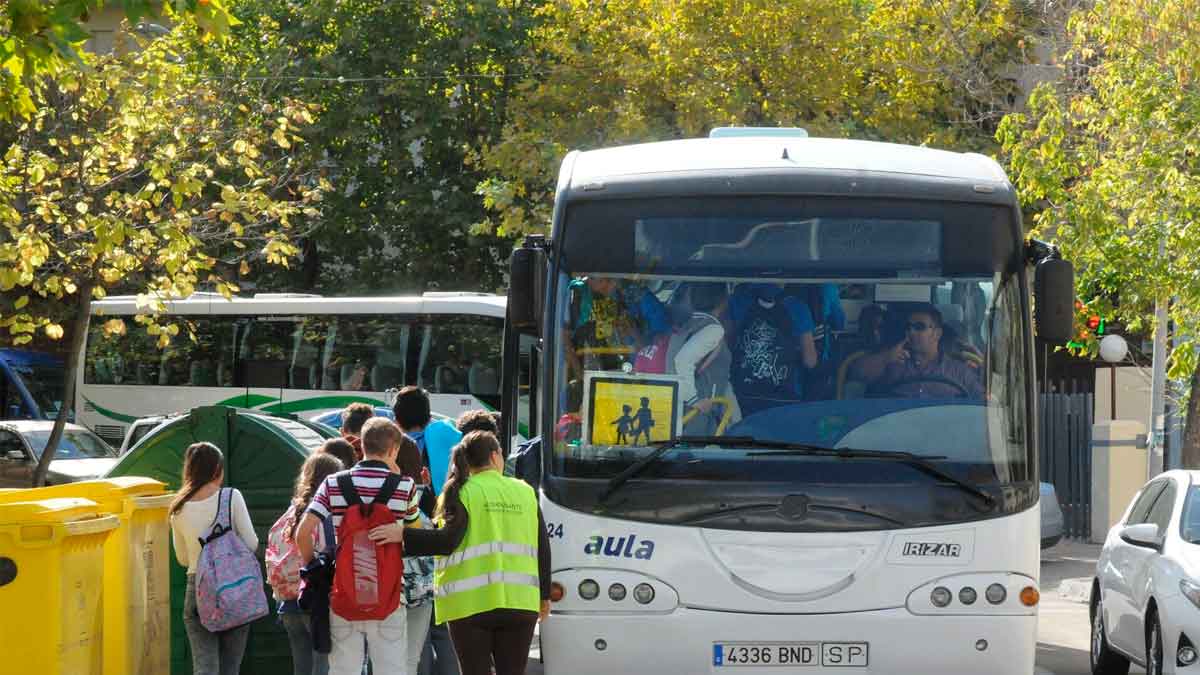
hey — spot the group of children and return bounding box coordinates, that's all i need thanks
[170,387,515,675]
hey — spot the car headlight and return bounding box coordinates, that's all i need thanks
[1181,579,1200,609]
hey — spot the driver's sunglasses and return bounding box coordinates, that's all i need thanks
[906,321,932,333]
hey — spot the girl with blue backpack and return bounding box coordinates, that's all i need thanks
[169,442,264,675]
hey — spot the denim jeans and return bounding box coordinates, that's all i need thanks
[281,612,330,675]
[406,602,433,675]
[182,574,252,675]
[419,614,461,675]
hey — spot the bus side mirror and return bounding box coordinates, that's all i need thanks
[509,241,546,335]
[1034,258,1075,344]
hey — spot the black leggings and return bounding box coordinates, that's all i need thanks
[447,608,539,675]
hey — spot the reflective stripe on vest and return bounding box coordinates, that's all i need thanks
[434,471,541,623]
[435,571,539,597]
[436,541,539,572]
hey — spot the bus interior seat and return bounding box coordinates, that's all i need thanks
[371,364,403,391]
[468,362,499,395]
[289,366,310,390]
[321,364,340,390]
[434,365,465,393]
[340,363,361,390]
[836,350,869,400]
[190,362,217,387]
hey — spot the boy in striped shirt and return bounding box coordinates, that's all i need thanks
[297,417,420,675]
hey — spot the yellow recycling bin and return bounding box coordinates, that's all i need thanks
[0,478,173,675]
[0,498,118,675]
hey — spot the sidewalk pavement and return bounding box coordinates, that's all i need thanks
[1041,539,1100,604]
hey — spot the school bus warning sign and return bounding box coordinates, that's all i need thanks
[582,372,681,446]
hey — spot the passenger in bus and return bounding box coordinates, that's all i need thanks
[726,283,819,417]
[849,303,984,400]
[435,345,467,393]
[638,283,739,435]
[564,276,669,377]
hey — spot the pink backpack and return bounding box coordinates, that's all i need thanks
[634,334,670,373]
[195,488,269,632]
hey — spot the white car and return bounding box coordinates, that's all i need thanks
[0,420,119,487]
[1092,470,1200,674]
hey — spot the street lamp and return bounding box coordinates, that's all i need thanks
[1099,334,1128,421]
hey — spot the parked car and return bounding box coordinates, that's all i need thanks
[0,420,118,487]
[1042,481,1065,549]
[118,415,170,455]
[1091,470,1200,675]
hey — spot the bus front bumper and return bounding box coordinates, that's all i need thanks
[540,606,1036,675]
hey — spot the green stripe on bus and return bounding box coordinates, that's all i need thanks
[83,397,139,424]
[214,393,280,409]
[259,395,387,415]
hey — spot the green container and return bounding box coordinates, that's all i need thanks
[106,406,336,675]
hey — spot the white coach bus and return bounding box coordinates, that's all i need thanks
[79,292,506,445]
[500,128,1075,674]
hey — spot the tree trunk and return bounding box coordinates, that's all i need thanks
[31,283,94,486]
[1181,358,1200,469]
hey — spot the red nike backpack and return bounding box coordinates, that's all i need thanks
[329,472,406,620]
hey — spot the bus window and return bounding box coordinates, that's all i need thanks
[237,317,300,389]
[418,317,503,397]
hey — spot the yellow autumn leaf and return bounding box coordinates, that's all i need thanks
[75,202,89,214]
[13,295,27,309]
[239,259,250,276]
[44,323,64,340]
[103,318,127,336]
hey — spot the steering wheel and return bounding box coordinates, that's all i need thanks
[872,375,971,399]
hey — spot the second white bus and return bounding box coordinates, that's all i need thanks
[79,291,507,445]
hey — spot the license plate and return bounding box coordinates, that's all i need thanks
[713,642,869,668]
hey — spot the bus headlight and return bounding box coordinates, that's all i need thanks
[906,573,1035,616]
[959,587,977,605]
[553,570,677,612]
[930,587,952,608]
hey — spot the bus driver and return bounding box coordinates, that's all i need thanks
[848,303,984,400]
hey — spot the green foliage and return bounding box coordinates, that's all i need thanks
[215,0,542,293]
[0,25,323,345]
[998,0,1200,374]
[0,0,240,122]
[475,0,1037,237]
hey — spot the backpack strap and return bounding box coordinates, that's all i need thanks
[321,514,337,554]
[199,488,233,546]
[337,472,362,507]
[373,473,403,508]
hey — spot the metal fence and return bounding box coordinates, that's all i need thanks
[1040,392,1094,540]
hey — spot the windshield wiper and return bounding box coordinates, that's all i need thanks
[599,435,742,504]
[747,443,996,508]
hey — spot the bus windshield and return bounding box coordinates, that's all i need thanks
[548,196,1032,531]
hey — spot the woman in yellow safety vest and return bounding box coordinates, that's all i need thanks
[370,430,551,675]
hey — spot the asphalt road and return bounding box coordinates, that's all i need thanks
[524,540,1133,675]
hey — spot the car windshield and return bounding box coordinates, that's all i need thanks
[547,196,1032,530]
[25,429,116,460]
